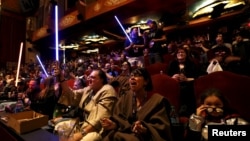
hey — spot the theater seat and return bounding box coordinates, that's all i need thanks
[146,62,167,75]
[151,73,180,112]
[194,71,250,121]
[163,54,175,65]
[151,73,187,141]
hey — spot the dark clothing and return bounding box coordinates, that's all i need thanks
[124,36,144,57]
[228,40,250,76]
[145,28,165,64]
[232,41,250,61]
[146,29,165,54]
[3,84,16,97]
[103,92,173,141]
[167,59,200,79]
[29,89,57,119]
[167,59,200,117]
[211,45,231,59]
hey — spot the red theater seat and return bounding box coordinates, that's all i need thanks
[151,73,187,141]
[146,62,167,75]
[194,71,250,121]
[163,54,175,65]
[151,73,181,112]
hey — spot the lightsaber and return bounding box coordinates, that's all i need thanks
[36,55,49,77]
[55,5,59,61]
[114,15,132,43]
[15,42,23,87]
[63,48,65,64]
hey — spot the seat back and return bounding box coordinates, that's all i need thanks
[151,74,181,112]
[146,62,167,75]
[194,71,250,121]
[163,54,175,65]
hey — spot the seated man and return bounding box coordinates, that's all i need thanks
[54,63,117,141]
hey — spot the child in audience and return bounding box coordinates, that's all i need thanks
[185,88,248,141]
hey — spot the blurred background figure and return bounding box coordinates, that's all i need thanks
[124,27,145,68]
[143,20,167,65]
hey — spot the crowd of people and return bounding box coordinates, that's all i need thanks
[0,20,249,141]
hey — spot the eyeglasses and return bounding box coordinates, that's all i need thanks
[206,107,223,113]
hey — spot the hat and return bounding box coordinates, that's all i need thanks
[146,19,155,25]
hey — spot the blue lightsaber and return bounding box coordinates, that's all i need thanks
[55,5,59,61]
[36,55,49,77]
[114,15,132,43]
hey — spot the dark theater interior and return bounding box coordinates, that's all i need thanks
[0,0,250,141]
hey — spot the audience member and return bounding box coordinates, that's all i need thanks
[102,63,119,80]
[54,64,117,141]
[109,61,132,97]
[25,77,58,119]
[209,33,232,66]
[185,88,248,141]
[143,20,167,64]
[73,77,87,90]
[225,31,250,75]
[124,27,145,68]
[101,68,173,141]
[167,47,200,117]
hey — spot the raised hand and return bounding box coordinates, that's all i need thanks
[196,104,208,117]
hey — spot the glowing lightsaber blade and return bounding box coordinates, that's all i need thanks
[15,42,23,87]
[55,5,59,61]
[63,48,65,64]
[114,15,132,43]
[36,55,49,77]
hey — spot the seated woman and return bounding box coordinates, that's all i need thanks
[101,68,173,141]
[185,88,248,141]
[167,47,201,117]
